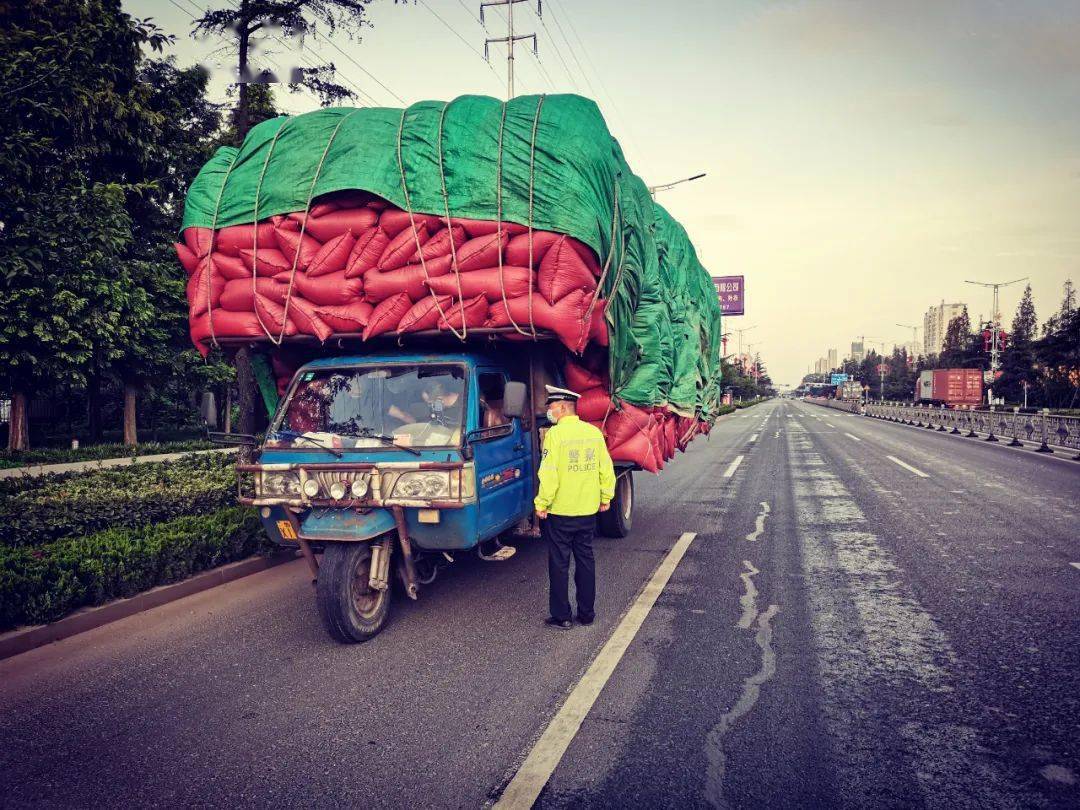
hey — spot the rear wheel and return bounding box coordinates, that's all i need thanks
[598,472,634,538]
[316,542,391,643]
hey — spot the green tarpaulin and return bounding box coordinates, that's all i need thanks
[182,94,722,418]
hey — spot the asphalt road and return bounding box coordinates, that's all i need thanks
[2,399,1078,808]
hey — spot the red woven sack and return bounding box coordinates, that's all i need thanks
[564,360,607,392]
[183,227,213,258]
[425,265,532,301]
[378,223,430,271]
[438,295,489,331]
[504,231,562,267]
[576,388,612,422]
[188,263,226,317]
[345,227,389,278]
[456,231,508,272]
[397,295,454,334]
[316,301,374,333]
[609,432,661,473]
[279,270,363,307]
[219,278,288,311]
[588,299,609,346]
[213,222,276,257]
[416,225,467,261]
[307,232,356,277]
[539,236,597,305]
[274,227,321,270]
[174,243,199,276]
[254,295,298,338]
[301,208,379,242]
[363,293,413,340]
[286,296,333,342]
[449,217,527,238]
[271,214,299,231]
[190,309,264,353]
[364,255,453,302]
[239,248,291,278]
[378,209,440,237]
[486,290,589,350]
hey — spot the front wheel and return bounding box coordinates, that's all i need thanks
[316,542,391,643]
[598,472,634,538]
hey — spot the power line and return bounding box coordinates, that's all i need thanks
[545,0,645,164]
[543,1,597,99]
[532,6,582,92]
[417,0,502,90]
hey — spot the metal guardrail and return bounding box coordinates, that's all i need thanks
[807,397,864,412]
[861,402,1080,457]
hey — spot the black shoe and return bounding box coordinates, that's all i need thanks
[576,615,594,626]
[544,617,573,630]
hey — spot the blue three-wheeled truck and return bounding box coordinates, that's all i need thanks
[226,340,635,642]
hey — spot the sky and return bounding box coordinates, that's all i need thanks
[131,0,1080,386]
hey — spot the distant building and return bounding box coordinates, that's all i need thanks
[827,348,838,370]
[850,341,864,363]
[924,300,966,356]
[814,357,829,375]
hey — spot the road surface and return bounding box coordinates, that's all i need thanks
[2,399,1078,808]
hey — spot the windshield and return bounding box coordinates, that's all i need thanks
[267,364,466,450]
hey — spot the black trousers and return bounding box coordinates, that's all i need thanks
[544,513,597,623]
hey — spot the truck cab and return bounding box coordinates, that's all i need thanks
[235,348,634,642]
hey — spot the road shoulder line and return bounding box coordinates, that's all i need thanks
[493,531,699,810]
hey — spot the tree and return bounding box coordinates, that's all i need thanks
[108,58,225,445]
[193,1,373,143]
[1011,285,1037,346]
[0,0,170,450]
[997,285,1038,405]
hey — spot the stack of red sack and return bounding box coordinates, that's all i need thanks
[176,191,607,356]
[563,358,704,474]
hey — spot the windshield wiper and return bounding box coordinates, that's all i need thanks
[349,426,422,456]
[268,429,343,459]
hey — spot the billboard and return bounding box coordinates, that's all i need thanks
[830,373,848,384]
[712,275,744,316]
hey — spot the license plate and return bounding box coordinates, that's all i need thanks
[277,520,298,540]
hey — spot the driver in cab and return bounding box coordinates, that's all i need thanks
[387,379,463,427]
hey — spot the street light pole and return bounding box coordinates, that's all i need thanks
[648,172,706,200]
[965,277,1028,405]
[896,323,919,357]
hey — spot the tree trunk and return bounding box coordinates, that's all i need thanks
[236,347,257,435]
[224,386,233,434]
[87,372,103,442]
[123,383,138,446]
[236,2,251,142]
[7,390,29,451]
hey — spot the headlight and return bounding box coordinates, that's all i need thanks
[261,472,300,497]
[351,477,370,498]
[393,471,450,499]
[329,481,347,500]
[303,478,320,498]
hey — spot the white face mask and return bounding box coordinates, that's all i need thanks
[546,408,558,424]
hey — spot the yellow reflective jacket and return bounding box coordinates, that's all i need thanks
[534,415,616,516]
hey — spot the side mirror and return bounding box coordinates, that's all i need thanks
[200,391,218,430]
[503,381,527,419]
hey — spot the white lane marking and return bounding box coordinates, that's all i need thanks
[493,532,699,810]
[723,455,745,478]
[844,432,862,442]
[745,501,771,542]
[886,455,929,478]
[736,560,760,629]
[1070,563,1080,572]
[825,422,836,428]
[749,433,759,443]
[704,604,780,806]
[773,430,780,438]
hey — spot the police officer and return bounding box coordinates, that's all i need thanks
[535,385,616,629]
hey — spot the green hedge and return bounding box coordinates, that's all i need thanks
[0,453,237,548]
[0,439,216,469]
[0,506,267,631]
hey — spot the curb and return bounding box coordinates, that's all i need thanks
[0,552,297,662]
[0,447,238,480]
